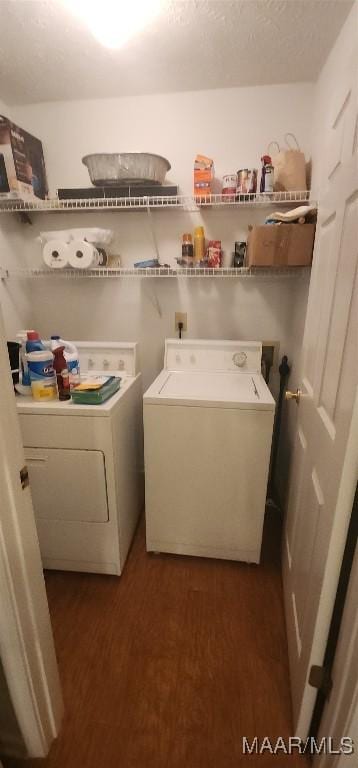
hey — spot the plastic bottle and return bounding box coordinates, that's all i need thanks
[51,335,80,388]
[14,331,46,396]
[26,330,45,353]
[53,346,71,401]
[182,233,194,266]
[26,350,58,401]
[260,155,274,193]
[264,162,274,193]
[15,330,35,393]
[194,226,205,263]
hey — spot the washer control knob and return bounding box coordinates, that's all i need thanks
[176,354,181,364]
[103,359,110,369]
[232,351,247,367]
[118,359,125,370]
[88,357,94,369]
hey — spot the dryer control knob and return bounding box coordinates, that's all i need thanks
[232,351,247,367]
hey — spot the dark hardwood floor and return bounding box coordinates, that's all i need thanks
[4,511,308,768]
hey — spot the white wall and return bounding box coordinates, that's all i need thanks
[2,82,313,369]
[11,83,313,197]
[0,82,314,490]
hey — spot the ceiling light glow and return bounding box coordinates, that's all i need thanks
[62,0,162,49]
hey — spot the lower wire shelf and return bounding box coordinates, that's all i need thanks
[1,266,311,279]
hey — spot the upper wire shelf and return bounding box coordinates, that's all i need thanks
[0,190,312,213]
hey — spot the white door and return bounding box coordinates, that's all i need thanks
[283,60,358,735]
[0,304,63,757]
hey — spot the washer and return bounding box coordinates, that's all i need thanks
[144,339,275,564]
[17,342,144,575]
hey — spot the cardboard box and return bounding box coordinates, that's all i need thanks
[0,115,48,200]
[194,154,214,197]
[246,223,315,267]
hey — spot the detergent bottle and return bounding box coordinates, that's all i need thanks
[26,330,46,353]
[50,336,80,388]
[26,349,58,401]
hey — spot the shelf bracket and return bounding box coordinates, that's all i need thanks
[18,212,33,226]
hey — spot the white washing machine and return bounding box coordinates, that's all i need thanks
[144,339,275,564]
[17,342,144,575]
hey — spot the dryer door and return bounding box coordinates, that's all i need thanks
[25,448,109,523]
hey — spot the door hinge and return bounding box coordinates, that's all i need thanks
[20,465,29,490]
[309,665,333,697]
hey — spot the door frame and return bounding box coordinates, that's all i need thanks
[315,391,358,766]
[0,303,63,756]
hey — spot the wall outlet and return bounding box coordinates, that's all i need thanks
[175,312,187,332]
[262,340,280,370]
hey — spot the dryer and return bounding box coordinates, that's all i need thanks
[17,342,144,575]
[143,339,275,564]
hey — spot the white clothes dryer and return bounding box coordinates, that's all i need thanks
[17,342,144,575]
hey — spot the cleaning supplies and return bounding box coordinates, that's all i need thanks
[15,330,34,394]
[194,226,205,263]
[50,336,80,388]
[53,346,71,401]
[26,330,45,353]
[72,376,121,405]
[26,349,58,401]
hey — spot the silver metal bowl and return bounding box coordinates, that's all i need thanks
[82,153,171,186]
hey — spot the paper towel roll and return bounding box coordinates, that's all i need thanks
[68,240,106,269]
[43,240,69,269]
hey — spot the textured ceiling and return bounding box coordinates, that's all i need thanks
[0,0,353,105]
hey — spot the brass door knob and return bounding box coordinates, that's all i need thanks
[285,388,302,404]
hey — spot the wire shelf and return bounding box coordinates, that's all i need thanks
[0,190,312,213]
[1,266,311,280]
[194,191,312,208]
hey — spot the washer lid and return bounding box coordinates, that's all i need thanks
[144,370,275,410]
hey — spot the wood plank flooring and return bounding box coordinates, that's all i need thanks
[4,511,308,768]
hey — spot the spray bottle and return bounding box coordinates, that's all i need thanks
[53,346,71,401]
[50,336,80,388]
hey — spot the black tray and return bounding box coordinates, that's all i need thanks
[57,185,178,200]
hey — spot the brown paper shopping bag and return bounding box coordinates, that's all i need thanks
[269,134,307,192]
